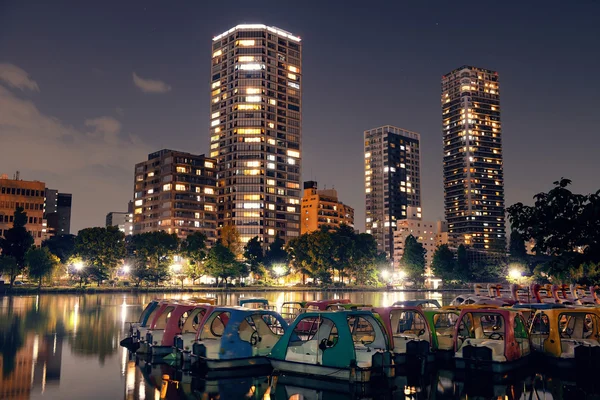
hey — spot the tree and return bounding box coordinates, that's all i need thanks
[25,247,59,289]
[0,207,34,287]
[75,226,126,285]
[131,231,179,287]
[220,225,242,258]
[431,244,456,282]
[508,230,528,262]
[331,224,355,283]
[204,242,240,287]
[181,232,208,285]
[265,235,288,271]
[42,234,76,264]
[351,233,379,285]
[456,244,470,280]
[244,236,265,279]
[399,235,426,284]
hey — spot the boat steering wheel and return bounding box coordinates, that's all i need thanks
[417,329,426,337]
[489,332,503,340]
[250,331,261,346]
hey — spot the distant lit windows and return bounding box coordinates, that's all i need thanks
[247,161,260,167]
[135,208,142,214]
[204,161,214,168]
[246,95,262,102]
[204,188,214,194]
[288,82,300,89]
[163,184,172,191]
[176,166,187,173]
[239,56,255,62]
[267,162,275,170]
[238,104,260,110]
[238,128,262,135]
[288,66,299,73]
[239,63,264,71]
[287,158,296,165]
[287,150,300,158]
[134,199,143,206]
[211,111,220,119]
[246,88,260,94]
[211,119,220,127]
[266,179,275,186]
[204,205,214,212]
[244,194,260,200]
[212,49,222,58]
[211,81,221,89]
[237,39,255,46]
[287,73,297,80]
[175,184,186,191]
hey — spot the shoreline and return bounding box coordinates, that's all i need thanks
[1,285,473,295]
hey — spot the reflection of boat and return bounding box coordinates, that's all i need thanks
[392,299,441,309]
[454,308,531,372]
[270,374,385,399]
[373,306,435,365]
[188,374,270,399]
[529,307,600,369]
[269,310,394,382]
[192,306,288,370]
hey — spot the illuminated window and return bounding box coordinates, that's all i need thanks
[246,95,261,102]
[246,88,260,94]
[287,150,300,158]
[269,99,276,105]
[176,166,187,173]
[211,88,221,96]
[204,205,214,212]
[239,63,264,71]
[267,179,275,186]
[287,73,297,80]
[194,212,200,219]
[239,56,255,62]
[176,184,186,191]
[212,49,222,58]
[267,155,276,161]
[211,111,220,119]
[211,81,221,89]
[212,96,219,104]
[267,204,275,210]
[135,208,142,214]
[287,158,296,165]
[286,206,295,212]
[244,137,261,142]
[243,203,260,209]
[247,161,260,167]
[238,104,260,110]
[244,169,260,176]
[147,172,155,177]
[244,194,260,200]
[134,199,143,206]
[211,119,220,127]
[238,128,262,135]
[205,161,214,168]
[163,184,172,191]
[268,122,275,128]
[288,66,299,73]
[237,39,255,46]
[289,198,300,204]
[267,162,275,169]
[147,189,154,194]
[211,135,219,142]
[204,188,214,194]
[268,139,276,145]
[288,82,300,89]
[268,229,275,235]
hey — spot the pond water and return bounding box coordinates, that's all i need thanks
[0,292,597,399]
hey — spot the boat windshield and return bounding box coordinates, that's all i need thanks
[433,312,458,335]
[558,312,600,340]
[347,316,376,345]
[200,311,230,339]
[181,308,206,334]
[458,313,505,340]
[138,302,155,323]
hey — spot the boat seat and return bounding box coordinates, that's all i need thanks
[436,334,454,350]
[285,341,318,364]
[457,339,506,361]
[560,339,600,358]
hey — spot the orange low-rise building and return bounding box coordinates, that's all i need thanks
[0,174,46,247]
[300,181,354,234]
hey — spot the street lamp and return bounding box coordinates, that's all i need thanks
[509,267,522,283]
[122,265,131,274]
[74,261,84,271]
[381,270,390,281]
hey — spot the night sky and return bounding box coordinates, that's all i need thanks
[1,1,599,233]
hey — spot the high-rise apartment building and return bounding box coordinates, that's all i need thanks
[364,126,421,257]
[300,181,354,234]
[209,24,302,245]
[133,149,217,244]
[44,189,72,235]
[441,65,505,250]
[106,212,133,235]
[0,174,46,246]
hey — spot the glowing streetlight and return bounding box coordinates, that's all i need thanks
[74,262,84,271]
[381,270,390,280]
[272,265,286,277]
[122,265,131,274]
[397,270,407,280]
[509,268,522,281]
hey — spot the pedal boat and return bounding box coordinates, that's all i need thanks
[268,310,394,382]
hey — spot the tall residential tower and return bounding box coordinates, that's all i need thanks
[209,24,302,245]
[441,65,505,250]
[364,126,421,257]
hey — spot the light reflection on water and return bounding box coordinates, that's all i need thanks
[0,292,597,399]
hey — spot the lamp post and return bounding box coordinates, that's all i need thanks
[73,262,85,287]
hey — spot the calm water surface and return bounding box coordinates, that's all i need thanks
[1,291,598,399]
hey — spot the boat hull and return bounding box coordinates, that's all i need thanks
[455,354,529,373]
[269,359,373,382]
[199,355,272,371]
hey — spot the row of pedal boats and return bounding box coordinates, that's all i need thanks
[120,290,600,382]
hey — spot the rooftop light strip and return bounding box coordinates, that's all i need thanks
[213,24,301,42]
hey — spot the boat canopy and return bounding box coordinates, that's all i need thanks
[392,299,441,309]
[305,299,351,310]
[197,306,288,360]
[270,310,389,369]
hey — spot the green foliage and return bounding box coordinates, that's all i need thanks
[399,235,426,283]
[431,244,456,282]
[265,234,288,272]
[25,247,60,288]
[42,234,76,264]
[508,230,527,261]
[244,236,265,279]
[204,242,241,286]
[75,226,126,285]
[0,207,34,286]
[456,245,469,279]
[130,231,179,287]
[508,178,600,282]
[181,232,207,284]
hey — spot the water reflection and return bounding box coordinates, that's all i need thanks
[2,292,600,399]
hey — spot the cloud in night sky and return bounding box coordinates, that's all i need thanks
[0,65,150,231]
[0,63,40,92]
[132,72,172,93]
